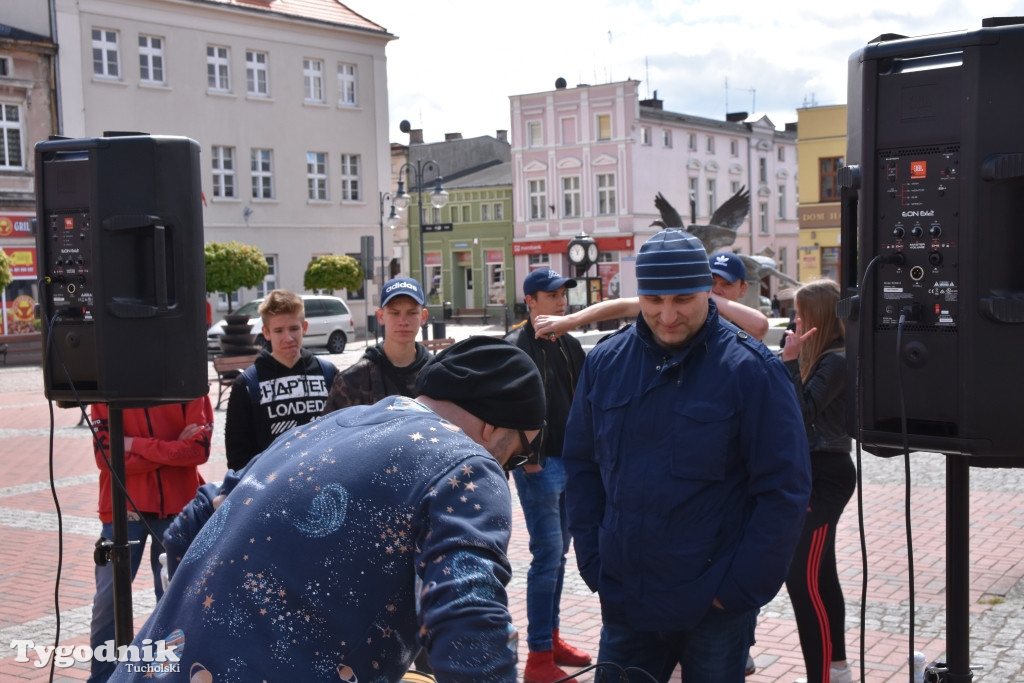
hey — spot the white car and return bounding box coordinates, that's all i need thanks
[208,295,354,354]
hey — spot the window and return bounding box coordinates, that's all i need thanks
[706,179,716,216]
[688,133,697,151]
[304,59,324,102]
[138,35,164,84]
[596,113,611,140]
[689,177,699,216]
[211,146,236,198]
[481,204,490,221]
[92,28,120,78]
[217,291,240,311]
[759,202,769,235]
[337,62,357,106]
[706,136,715,153]
[562,176,580,218]
[207,45,230,91]
[641,126,651,145]
[462,205,470,222]
[597,173,616,215]
[778,146,786,162]
[731,180,741,195]
[730,139,738,156]
[246,50,269,97]
[820,156,844,201]
[0,57,8,77]
[340,154,360,201]
[528,121,542,147]
[307,152,328,200]
[529,179,547,220]
[759,157,768,183]
[779,246,788,276]
[493,202,503,220]
[449,205,458,224]
[250,148,274,199]
[528,253,551,268]
[778,184,786,219]
[255,255,277,298]
[661,130,671,148]
[0,104,23,168]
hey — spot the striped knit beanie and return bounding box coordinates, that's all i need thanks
[636,229,713,295]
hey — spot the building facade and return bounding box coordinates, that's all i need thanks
[0,9,58,334]
[391,131,514,320]
[796,104,847,283]
[52,0,393,330]
[509,79,800,309]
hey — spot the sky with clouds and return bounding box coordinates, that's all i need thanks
[346,0,1024,144]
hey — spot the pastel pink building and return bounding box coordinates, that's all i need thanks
[510,78,799,307]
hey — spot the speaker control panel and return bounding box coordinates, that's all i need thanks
[43,209,96,321]
[873,145,960,330]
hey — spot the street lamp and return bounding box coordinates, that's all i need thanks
[392,160,447,302]
[377,191,398,343]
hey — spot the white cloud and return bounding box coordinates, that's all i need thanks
[351,0,1024,143]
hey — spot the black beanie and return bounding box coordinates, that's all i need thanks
[415,336,546,430]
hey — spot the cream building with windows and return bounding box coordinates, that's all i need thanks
[53,0,394,329]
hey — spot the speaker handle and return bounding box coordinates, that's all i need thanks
[102,213,174,316]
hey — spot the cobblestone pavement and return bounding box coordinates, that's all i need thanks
[2,326,1024,681]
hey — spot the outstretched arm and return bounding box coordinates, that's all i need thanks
[534,298,639,339]
[714,295,770,340]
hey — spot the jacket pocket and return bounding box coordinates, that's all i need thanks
[670,401,737,481]
[590,390,631,470]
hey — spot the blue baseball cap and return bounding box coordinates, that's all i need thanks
[708,252,746,283]
[524,269,577,296]
[381,277,425,306]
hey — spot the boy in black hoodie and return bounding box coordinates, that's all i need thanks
[224,289,336,471]
[322,277,433,414]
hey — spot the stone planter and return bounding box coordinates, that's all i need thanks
[219,314,260,355]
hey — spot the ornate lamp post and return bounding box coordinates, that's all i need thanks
[392,160,448,298]
[377,191,398,343]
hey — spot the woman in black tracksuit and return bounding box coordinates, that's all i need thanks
[781,279,856,683]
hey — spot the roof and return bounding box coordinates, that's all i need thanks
[0,24,52,43]
[198,0,389,35]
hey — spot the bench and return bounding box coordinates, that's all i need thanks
[0,333,42,366]
[211,353,259,410]
[451,307,489,323]
[421,338,455,354]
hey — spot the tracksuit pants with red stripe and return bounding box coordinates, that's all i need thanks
[785,451,857,683]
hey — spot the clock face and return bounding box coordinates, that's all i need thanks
[568,243,586,264]
[587,243,599,263]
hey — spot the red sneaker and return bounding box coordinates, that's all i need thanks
[552,628,592,667]
[523,650,577,683]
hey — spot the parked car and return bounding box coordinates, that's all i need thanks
[759,295,772,316]
[207,295,354,354]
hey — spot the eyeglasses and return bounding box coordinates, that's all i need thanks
[503,429,540,473]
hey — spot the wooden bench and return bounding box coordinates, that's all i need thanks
[451,307,489,323]
[421,338,455,354]
[211,353,259,410]
[0,333,42,366]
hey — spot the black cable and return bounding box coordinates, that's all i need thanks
[547,661,660,683]
[850,251,904,683]
[896,312,916,683]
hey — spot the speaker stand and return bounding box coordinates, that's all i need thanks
[930,455,974,681]
[108,407,136,649]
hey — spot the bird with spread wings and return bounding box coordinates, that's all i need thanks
[650,186,800,288]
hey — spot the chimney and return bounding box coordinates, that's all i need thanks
[496,129,508,142]
[444,132,463,141]
[409,128,424,144]
[639,89,663,110]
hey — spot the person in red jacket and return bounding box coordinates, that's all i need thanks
[87,397,213,683]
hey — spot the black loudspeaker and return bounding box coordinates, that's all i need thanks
[843,18,1024,464]
[35,134,209,405]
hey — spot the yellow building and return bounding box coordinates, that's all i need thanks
[796,105,846,283]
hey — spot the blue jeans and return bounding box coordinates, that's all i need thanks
[595,607,757,683]
[511,456,571,652]
[88,516,173,683]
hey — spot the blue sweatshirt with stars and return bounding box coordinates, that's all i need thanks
[111,396,518,682]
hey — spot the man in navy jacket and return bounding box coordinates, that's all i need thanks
[563,229,811,683]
